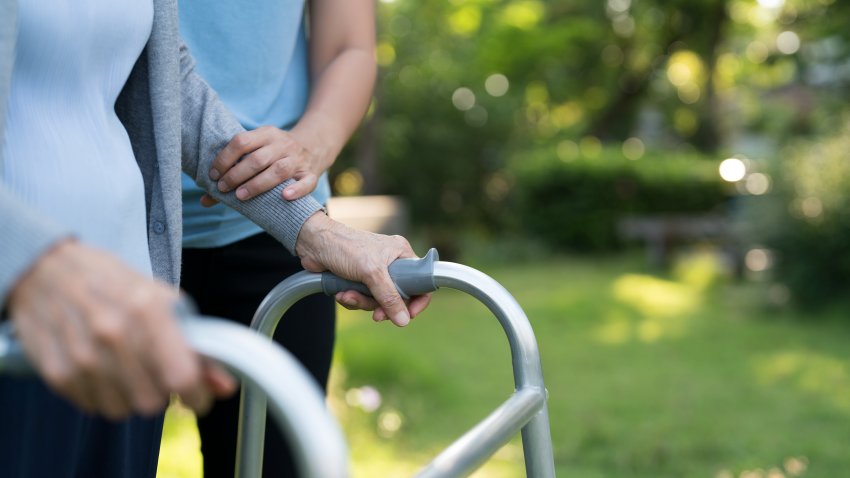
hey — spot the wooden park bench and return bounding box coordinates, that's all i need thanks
[617,214,740,272]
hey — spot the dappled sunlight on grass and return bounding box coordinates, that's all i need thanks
[594,310,632,345]
[332,304,526,477]
[595,251,726,345]
[596,273,699,344]
[612,274,700,320]
[751,351,850,413]
[157,400,202,478]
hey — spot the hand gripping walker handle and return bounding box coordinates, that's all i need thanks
[320,248,440,300]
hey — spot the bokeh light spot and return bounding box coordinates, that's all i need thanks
[580,136,602,158]
[777,31,801,55]
[622,137,645,160]
[557,140,579,162]
[452,87,476,111]
[485,73,509,97]
[745,249,770,272]
[719,158,747,182]
[745,173,771,195]
[335,168,364,196]
[746,41,769,63]
[448,6,482,36]
[500,1,545,30]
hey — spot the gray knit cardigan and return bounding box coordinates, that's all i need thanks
[0,0,323,307]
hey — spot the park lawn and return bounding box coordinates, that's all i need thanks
[158,252,850,477]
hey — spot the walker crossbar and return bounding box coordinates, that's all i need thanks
[237,249,555,478]
[0,315,348,478]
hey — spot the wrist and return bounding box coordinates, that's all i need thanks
[289,118,343,173]
[294,211,334,259]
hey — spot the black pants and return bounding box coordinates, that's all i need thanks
[0,376,163,478]
[181,232,336,478]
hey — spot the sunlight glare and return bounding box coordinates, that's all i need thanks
[719,158,747,182]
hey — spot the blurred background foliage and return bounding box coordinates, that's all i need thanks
[331,0,850,308]
[159,2,850,476]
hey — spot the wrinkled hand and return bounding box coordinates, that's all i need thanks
[203,126,329,206]
[7,240,236,420]
[295,213,432,326]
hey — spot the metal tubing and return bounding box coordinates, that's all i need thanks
[236,273,325,478]
[0,317,348,478]
[415,388,544,478]
[239,261,555,477]
[432,262,555,478]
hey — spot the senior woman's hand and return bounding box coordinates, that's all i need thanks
[7,240,236,419]
[294,212,432,326]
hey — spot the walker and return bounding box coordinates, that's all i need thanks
[0,249,555,477]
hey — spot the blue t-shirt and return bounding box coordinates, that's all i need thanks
[178,0,331,248]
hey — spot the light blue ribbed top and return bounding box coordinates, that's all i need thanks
[1,0,154,276]
[179,0,331,248]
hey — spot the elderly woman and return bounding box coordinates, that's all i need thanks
[0,0,429,476]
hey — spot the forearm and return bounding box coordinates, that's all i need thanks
[178,40,322,252]
[289,47,376,172]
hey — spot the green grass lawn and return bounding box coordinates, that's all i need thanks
[159,251,850,477]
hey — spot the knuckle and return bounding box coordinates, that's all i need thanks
[231,133,251,151]
[244,153,264,172]
[271,159,291,178]
[135,392,168,415]
[91,315,125,348]
[125,287,155,316]
[103,404,130,421]
[69,346,99,375]
[391,234,411,249]
[163,362,200,394]
[42,363,72,389]
[378,291,402,309]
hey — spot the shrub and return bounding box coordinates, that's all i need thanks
[513,146,730,251]
[741,126,850,307]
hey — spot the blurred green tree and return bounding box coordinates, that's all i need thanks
[332,0,850,256]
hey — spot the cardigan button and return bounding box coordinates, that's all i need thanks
[152,221,166,235]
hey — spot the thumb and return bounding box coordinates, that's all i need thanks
[282,175,318,201]
[367,271,410,327]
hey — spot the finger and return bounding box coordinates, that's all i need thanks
[282,174,318,201]
[210,129,266,181]
[364,271,410,327]
[408,293,433,319]
[201,360,238,398]
[335,291,379,311]
[54,301,106,414]
[216,145,280,193]
[113,319,170,416]
[199,194,219,207]
[231,154,296,200]
[372,307,388,323]
[141,296,209,415]
[20,307,98,414]
[83,305,140,420]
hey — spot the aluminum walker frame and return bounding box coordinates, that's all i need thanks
[236,248,555,478]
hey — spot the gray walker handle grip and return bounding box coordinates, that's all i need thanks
[321,247,440,300]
